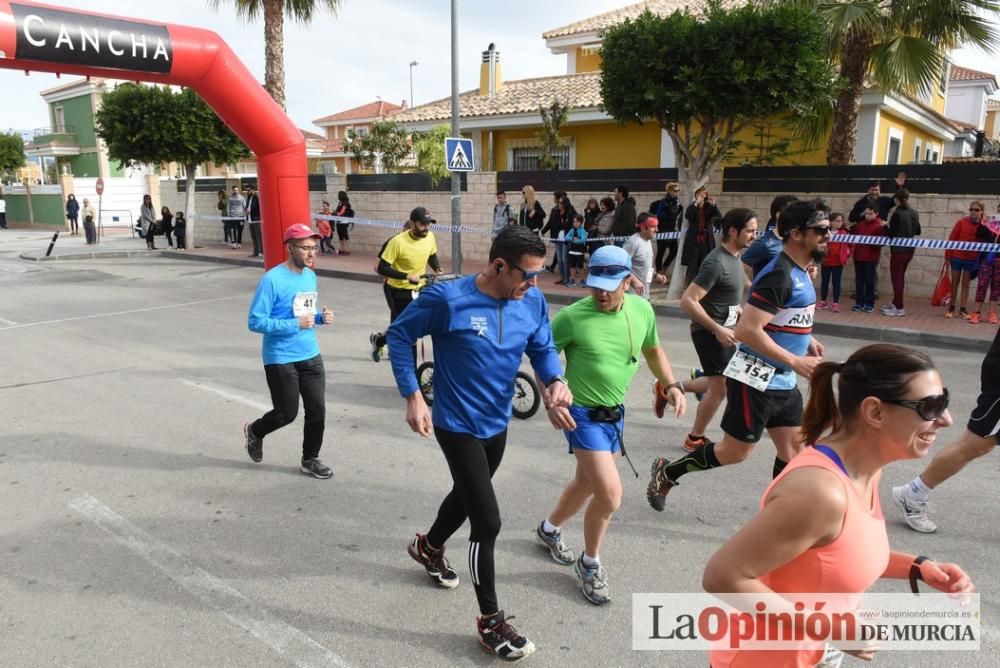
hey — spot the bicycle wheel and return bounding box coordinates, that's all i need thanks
[417,362,435,406]
[511,371,540,419]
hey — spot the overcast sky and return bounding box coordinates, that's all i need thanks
[2,0,998,135]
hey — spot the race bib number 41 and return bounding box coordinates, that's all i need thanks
[293,291,318,317]
[723,350,776,392]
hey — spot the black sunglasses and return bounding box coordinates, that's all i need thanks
[589,264,630,277]
[509,261,542,280]
[883,388,950,421]
[806,225,832,236]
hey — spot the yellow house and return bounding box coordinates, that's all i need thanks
[392,0,957,169]
[312,99,405,174]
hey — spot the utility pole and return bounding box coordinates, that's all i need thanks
[409,61,418,108]
[449,0,462,274]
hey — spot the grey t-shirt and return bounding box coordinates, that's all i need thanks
[624,233,654,285]
[690,246,745,332]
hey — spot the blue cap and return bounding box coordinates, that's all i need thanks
[586,245,632,291]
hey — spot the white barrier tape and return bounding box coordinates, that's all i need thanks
[188,213,1000,253]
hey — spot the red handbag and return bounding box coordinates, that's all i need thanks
[931,262,952,307]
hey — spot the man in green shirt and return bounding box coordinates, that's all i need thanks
[534,245,686,605]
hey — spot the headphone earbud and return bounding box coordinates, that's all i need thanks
[495,263,503,274]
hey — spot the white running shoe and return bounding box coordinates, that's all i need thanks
[879,303,895,312]
[891,485,937,533]
[881,305,898,316]
[890,308,906,317]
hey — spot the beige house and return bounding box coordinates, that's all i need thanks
[312,99,404,174]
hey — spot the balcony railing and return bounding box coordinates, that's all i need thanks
[31,126,77,144]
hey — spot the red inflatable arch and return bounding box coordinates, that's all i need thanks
[0,0,307,268]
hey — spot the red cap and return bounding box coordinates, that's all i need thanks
[282,223,322,242]
[638,217,658,229]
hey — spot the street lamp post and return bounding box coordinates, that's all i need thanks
[409,60,418,107]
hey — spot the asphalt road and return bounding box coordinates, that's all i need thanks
[0,231,997,667]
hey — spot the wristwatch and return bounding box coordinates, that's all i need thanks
[909,555,929,594]
[547,375,568,388]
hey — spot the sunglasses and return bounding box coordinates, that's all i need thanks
[970,208,983,213]
[806,225,832,236]
[883,388,950,421]
[509,261,542,280]
[589,264,630,277]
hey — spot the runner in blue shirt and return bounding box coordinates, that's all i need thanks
[386,225,573,662]
[648,200,829,510]
[243,223,334,479]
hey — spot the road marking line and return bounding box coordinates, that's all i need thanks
[178,379,271,412]
[69,494,350,668]
[0,295,250,331]
[0,317,18,325]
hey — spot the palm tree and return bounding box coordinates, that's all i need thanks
[209,0,341,110]
[771,0,1000,164]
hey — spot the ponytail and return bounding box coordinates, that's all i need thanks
[801,361,843,446]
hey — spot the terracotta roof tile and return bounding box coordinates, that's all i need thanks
[391,72,603,124]
[312,100,403,125]
[949,64,998,84]
[321,138,346,154]
[542,0,724,40]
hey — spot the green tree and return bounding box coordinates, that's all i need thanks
[600,1,838,296]
[95,84,251,248]
[0,131,25,190]
[536,100,569,170]
[346,119,411,173]
[208,0,340,109]
[767,0,1000,165]
[412,124,450,187]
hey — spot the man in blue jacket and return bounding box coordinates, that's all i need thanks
[387,225,573,662]
[244,223,334,479]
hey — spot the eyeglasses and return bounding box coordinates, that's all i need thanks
[970,208,983,213]
[882,388,950,421]
[293,244,318,253]
[806,225,832,236]
[509,261,542,280]
[589,264,630,277]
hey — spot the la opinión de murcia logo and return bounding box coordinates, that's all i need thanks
[12,4,172,74]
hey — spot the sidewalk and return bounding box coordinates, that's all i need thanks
[21,235,996,351]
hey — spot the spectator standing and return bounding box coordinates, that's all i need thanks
[564,213,588,287]
[850,204,887,313]
[518,185,546,233]
[140,194,157,250]
[66,194,80,236]
[246,187,262,257]
[650,182,683,272]
[173,211,186,251]
[542,191,567,275]
[848,177,901,223]
[623,213,666,298]
[316,201,334,256]
[227,186,247,249]
[161,206,175,249]
[491,190,515,240]
[81,198,97,245]
[610,185,636,243]
[883,188,921,317]
[0,195,6,229]
[968,212,1000,324]
[944,202,987,319]
[217,190,231,246]
[582,198,600,229]
[681,186,722,285]
[334,191,354,255]
[817,212,850,313]
[243,223,334,479]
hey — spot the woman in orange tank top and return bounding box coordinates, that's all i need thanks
[703,343,974,668]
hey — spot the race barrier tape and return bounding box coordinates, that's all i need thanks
[188,214,1000,253]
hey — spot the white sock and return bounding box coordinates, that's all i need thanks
[906,476,932,502]
[582,553,600,568]
[542,519,559,534]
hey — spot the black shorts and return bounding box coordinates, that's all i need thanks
[336,222,351,240]
[569,253,585,269]
[720,378,802,444]
[967,392,1000,441]
[691,328,735,376]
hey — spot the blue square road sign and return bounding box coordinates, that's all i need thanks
[444,137,475,172]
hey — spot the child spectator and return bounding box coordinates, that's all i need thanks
[818,212,850,313]
[969,217,1000,324]
[850,203,886,313]
[884,188,921,317]
[565,213,588,287]
[945,202,987,319]
[316,201,334,255]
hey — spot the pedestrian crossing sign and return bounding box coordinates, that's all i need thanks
[445,137,475,172]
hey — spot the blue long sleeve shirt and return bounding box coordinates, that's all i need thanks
[247,264,325,365]
[742,230,783,278]
[386,275,563,438]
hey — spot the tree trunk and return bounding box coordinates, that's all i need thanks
[263,0,286,110]
[827,32,872,165]
[184,165,197,249]
[664,151,711,301]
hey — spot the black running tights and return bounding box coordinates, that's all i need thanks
[427,427,507,615]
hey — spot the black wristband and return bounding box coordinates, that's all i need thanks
[909,555,929,594]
